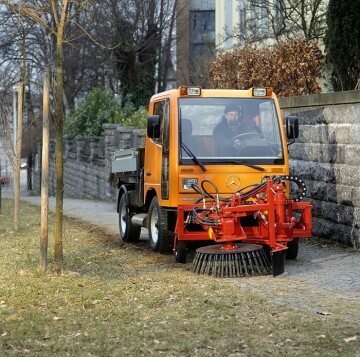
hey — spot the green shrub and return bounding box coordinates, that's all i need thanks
[325,0,360,91]
[64,87,147,137]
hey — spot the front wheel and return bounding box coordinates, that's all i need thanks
[118,192,141,242]
[148,197,172,253]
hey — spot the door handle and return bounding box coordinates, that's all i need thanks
[146,171,152,176]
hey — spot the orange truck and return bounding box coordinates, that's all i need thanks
[112,87,312,276]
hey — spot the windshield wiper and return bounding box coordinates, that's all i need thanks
[181,142,206,172]
[224,160,265,172]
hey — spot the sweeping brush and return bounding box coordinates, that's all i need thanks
[193,243,271,278]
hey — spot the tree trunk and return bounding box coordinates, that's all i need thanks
[0,161,2,215]
[14,82,23,231]
[53,9,67,272]
[40,70,50,271]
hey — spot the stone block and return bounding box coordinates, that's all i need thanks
[289,143,311,161]
[290,160,317,181]
[350,125,360,144]
[329,124,351,144]
[309,144,345,164]
[312,217,335,237]
[311,124,329,144]
[320,200,355,226]
[339,165,360,186]
[309,124,350,145]
[344,146,360,166]
[354,207,360,226]
[352,188,360,208]
[284,108,325,125]
[323,104,360,124]
[307,180,327,201]
[326,184,353,205]
[296,125,312,143]
[338,104,360,124]
[312,217,359,247]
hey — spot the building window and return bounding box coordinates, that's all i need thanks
[239,0,247,40]
[248,0,269,39]
[260,2,269,37]
[274,0,284,34]
[190,10,215,57]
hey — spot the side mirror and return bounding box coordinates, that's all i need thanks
[147,115,160,139]
[286,115,299,139]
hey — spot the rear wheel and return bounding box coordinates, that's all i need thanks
[118,193,141,242]
[148,196,172,253]
[286,238,299,260]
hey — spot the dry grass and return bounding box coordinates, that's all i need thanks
[0,199,359,356]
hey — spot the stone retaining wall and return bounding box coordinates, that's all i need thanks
[280,91,360,247]
[32,125,145,201]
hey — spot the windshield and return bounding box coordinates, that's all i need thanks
[179,97,284,165]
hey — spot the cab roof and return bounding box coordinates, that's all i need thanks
[150,87,275,102]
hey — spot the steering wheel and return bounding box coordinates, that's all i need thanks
[232,131,277,157]
[232,131,263,141]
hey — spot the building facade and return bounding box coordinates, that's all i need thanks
[177,0,328,89]
[176,0,216,86]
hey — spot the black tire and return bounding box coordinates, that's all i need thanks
[118,193,141,242]
[148,196,172,253]
[286,238,299,260]
[175,240,187,263]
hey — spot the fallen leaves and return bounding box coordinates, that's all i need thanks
[316,311,331,316]
[344,336,357,343]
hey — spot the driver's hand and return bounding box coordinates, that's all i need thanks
[232,139,243,150]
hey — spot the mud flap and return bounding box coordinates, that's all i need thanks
[271,250,286,277]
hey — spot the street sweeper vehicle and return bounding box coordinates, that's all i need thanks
[111,86,312,277]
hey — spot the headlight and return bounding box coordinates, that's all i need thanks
[179,86,202,96]
[182,178,198,190]
[252,87,272,97]
[253,88,267,96]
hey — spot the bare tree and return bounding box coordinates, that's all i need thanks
[230,0,327,45]
[91,0,177,107]
[1,0,94,272]
[0,6,31,230]
[0,88,15,170]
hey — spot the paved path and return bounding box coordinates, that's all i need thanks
[2,181,119,234]
[24,194,119,234]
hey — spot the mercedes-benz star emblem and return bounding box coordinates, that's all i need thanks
[226,175,241,192]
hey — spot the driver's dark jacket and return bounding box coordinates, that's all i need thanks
[213,118,258,156]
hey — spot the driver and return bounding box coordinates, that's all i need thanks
[213,104,243,156]
[242,105,261,133]
[213,104,242,141]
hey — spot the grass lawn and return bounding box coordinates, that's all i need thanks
[0,199,359,356]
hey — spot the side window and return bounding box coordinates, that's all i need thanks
[153,101,165,144]
[259,101,280,146]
